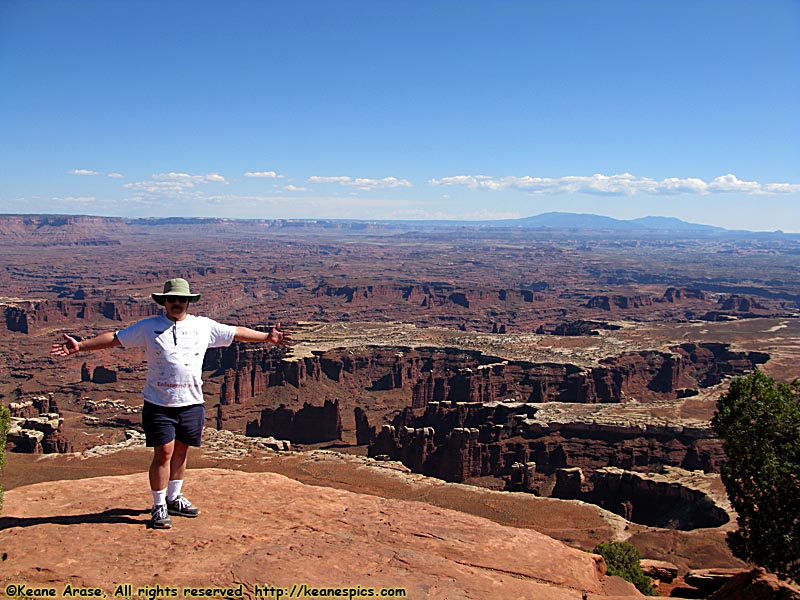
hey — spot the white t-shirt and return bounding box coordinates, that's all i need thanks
[116,314,237,407]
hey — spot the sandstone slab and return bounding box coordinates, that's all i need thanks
[0,468,631,599]
[707,568,800,600]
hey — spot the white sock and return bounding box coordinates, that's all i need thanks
[152,488,167,507]
[167,479,183,502]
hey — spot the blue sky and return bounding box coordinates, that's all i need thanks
[1,1,798,231]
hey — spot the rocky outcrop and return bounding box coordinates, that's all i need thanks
[0,468,620,599]
[552,466,585,499]
[707,568,800,600]
[674,343,769,387]
[549,321,621,336]
[92,366,118,384]
[210,344,289,405]
[586,295,655,310]
[663,287,706,302]
[701,295,777,322]
[245,399,342,444]
[4,305,29,333]
[640,559,678,584]
[81,363,118,383]
[0,214,128,246]
[369,400,725,489]
[311,283,545,310]
[719,295,766,312]
[354,406,375,445]
[6,395,72,453]
[585,467,729,530]
[8,396,58,419]
[686,569,754,597]
[3,299,161,333]
[369,404,732,529]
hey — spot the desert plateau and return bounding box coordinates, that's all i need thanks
[2,214,799,599]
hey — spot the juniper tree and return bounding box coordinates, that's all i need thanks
[712,371,800,582]
[593,541,656,595]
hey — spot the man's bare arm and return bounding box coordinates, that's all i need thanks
[234,323,292,346]
[50,332,121,357]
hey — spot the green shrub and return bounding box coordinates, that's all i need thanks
[0,403,10,512]
[593,541,657,595]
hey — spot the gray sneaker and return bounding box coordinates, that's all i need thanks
[167,494,200,518]
[150,503,172,529]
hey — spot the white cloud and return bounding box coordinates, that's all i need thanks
[308,176,353,184]
[707,173,761,193]
[428,175,495,189]
[244,171,282,178]
[648,177,708,194]
[70,168,126,178]
[353,177,412,190]
[124,172,228,196]
[308,175,412,190]
[151,172,227,185]
[763,182,800,194]
[284,185,310,192]
[429,173,800,196]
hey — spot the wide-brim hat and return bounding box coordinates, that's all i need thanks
[151,278,201,306]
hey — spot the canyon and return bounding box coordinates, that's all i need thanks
[1,214,799,596]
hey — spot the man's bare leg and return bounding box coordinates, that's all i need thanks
[169,439,190,482]
[148,440,175,529]
[150,439,175,492]
[165,439,200,517]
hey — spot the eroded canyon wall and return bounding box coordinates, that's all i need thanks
[205,342,767,407]
[368,401,726,485]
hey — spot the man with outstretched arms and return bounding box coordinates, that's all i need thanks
[50,278,292,529]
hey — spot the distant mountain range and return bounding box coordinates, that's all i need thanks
[488,212,727,231]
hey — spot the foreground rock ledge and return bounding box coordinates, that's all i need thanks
[0,468,643,599]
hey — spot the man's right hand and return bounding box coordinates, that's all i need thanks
[51,333,80,357]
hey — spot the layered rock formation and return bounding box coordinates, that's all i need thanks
[245,399,343,444]
[3,299,162,333]
[0,214,128,246]
[702,294,778,321]
[368,400,726,486]
[707,568,800,600]
[364,397,736,529]
[586,294,656,310]
[312,282,547,311]
[208,341,767,407]
[663,287,706,303]
[584,467,729,530]
[81,363,118,383]
[546,320,622,336]
[6,395,72,453]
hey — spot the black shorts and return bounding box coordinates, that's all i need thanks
[141,401,206,448]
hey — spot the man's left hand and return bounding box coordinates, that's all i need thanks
[267,323,292,346]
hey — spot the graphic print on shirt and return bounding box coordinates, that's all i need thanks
[151,324,203,398]
[116,314,236,407]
